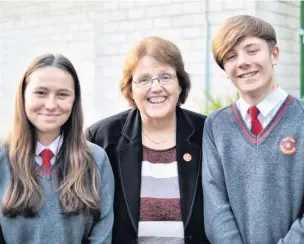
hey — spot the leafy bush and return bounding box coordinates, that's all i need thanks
[201,91,240,115]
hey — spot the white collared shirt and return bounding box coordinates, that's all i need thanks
[236,86,288,130]
[35,135,63,166]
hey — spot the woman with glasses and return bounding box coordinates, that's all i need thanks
[85,36,210,244]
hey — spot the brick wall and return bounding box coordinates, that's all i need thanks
[0,1,301,137]
[206,0,257,104]
[256,1,301,96]
[95,0,207,116]
[205,1,301,100]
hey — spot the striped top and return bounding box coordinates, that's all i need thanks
[138,146,184,244]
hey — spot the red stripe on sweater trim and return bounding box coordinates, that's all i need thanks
[257,96,292,143]
[232,96,293,143]
[232,104,257,143]
[36,167,54,176]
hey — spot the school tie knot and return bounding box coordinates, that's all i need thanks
[40,149,53,169]
[248,106,259,121]
[248,106,263,136]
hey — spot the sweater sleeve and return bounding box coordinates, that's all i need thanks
[202,115,244,244]
[88,146,115,244]
[276,218,304,244]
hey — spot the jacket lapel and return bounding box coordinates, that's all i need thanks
[116,108,202,232]
[176,107,202,228]
[116,109,142,234]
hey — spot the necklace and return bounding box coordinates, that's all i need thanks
[142,129,176,144]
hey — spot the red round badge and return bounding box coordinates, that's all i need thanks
[280,136,296,155]
[183,153,192,162]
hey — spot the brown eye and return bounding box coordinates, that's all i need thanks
[35,91,46,96]
[227,54,236,60]
[248,49,258,54]
[161,74,172,80]
[140,77,150,83]
[138,77,152,86]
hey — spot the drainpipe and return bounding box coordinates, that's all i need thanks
[204,0,211,105]
[300,1,304,98]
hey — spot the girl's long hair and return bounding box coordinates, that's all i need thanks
[2,54,100,219]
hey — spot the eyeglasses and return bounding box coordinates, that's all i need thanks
[132,73,177,88]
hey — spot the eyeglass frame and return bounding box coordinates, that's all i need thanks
[132,74,177,88]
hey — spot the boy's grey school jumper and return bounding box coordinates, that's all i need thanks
[203,96,304,244]
[0,141,114,244]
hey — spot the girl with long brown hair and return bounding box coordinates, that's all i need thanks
[0,54,114,244]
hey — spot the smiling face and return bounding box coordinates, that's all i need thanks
[24,66,75,139]
[223,36,279,103]
[131,55,182,120]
